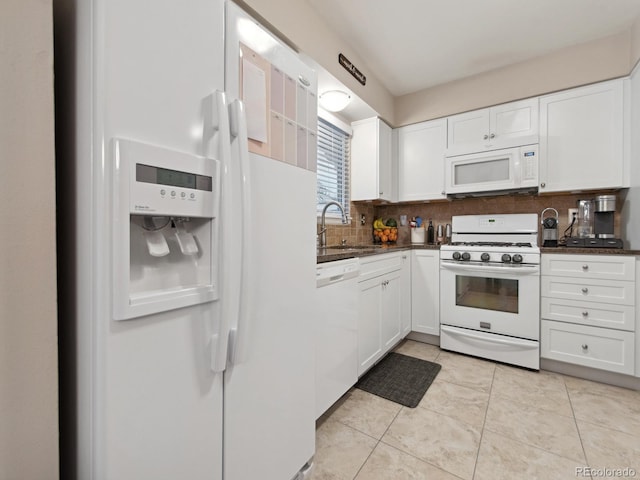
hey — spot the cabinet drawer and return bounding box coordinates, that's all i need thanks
[541,297,635,331]
[541,276,634,306]
[541,320,634,374]
[359,252,402,281]
[541,254,635,281]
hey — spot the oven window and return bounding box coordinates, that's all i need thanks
[455,275,518,314]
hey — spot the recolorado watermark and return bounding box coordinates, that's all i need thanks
[576,467,637,478]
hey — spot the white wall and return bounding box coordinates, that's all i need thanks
[238,0,396,124]
[631,15,640,70]
[395,30,632,126]
[0,0,59,478]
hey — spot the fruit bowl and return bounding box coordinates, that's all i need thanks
[373,227,398,244]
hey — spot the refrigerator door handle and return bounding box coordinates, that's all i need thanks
[210,90,233,373]
[228,99,253,365]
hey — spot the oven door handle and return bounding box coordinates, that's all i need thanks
[441,325,539,348]
[440,261,539,276]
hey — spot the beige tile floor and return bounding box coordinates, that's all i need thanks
[311,340,640,480]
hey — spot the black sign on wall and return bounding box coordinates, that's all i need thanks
[338,53,366,86]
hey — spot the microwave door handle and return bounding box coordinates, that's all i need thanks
[441,261,539,276]
[513,150,521,185]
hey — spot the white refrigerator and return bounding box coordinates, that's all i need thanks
[55,1,317,479]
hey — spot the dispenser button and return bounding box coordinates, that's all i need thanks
[171,191,176,197]
[160,189,166,196]
[190,193,195,199]
[181,192,186,198]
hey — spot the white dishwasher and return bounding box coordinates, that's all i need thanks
[315,258,360,419]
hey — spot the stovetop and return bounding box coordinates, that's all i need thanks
[442,214,541,264]
[450,241,533,248]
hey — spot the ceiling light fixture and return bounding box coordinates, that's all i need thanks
[319,90,351,112]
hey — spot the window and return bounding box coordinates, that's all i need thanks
[316,117,350,219]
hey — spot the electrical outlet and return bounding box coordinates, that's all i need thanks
[568,208,578,224]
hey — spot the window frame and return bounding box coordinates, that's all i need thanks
[316,110,352,223]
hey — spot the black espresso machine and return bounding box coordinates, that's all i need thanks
[566,195,623,248]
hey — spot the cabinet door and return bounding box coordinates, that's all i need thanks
[489,98,538,149]
[539,79,627,193]
[447,99,539,156]
[351,117,395,201]
[358,277,382,376]
[447,108,489,155]
[411,250,440,335]
[400,253,412,337]
[378,120,394,201]
[398,119,447,201]
[381,270,402,350]
[351,118,378,201]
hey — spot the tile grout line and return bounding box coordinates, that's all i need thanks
[563,376,594,479]
[470,364,496,480]
[351,345,439,479]
[350,403,405,480]
[375,349,470,480]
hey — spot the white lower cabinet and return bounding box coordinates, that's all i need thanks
[541,320,634,374]
[357,252,403,376]
[400,252,412,337]
[411,250,440,335]
[541,254,636,375]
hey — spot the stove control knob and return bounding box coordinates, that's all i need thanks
[512,254,523,264]
[452,252,461,261]
[480,253,490,262]
[461,252,471,261]
[501,254,512,263]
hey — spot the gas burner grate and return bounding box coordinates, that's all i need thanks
[450,241,533,248]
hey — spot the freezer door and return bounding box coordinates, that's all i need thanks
[60,0,227,478]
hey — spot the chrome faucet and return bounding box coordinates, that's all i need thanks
[318,201,348,247]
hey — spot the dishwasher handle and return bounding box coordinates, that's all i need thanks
[316,265,359,287]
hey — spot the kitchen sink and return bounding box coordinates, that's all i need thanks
[325,244,383,250]
[317,244,383,256]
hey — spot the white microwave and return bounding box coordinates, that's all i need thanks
[445,145,538,196]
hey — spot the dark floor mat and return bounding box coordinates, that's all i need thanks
[355,352,441,408]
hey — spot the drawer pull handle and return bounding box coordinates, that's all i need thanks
[582,311,589,317]
[581,344,589,351]
[581,287,589,294]
[582,264,589,270]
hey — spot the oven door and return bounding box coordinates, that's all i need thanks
[440,261,540,340]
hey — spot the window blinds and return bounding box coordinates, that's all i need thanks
[316,117,350,218]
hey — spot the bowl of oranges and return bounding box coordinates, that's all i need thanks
[372,218,398,244]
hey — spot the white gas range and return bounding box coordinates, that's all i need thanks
[439,214,540,369]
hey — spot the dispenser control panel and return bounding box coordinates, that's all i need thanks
[118,141,219,219]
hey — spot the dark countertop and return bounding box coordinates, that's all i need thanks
[317,243,439,263]
[318,243,640,264]
[541,246,640,255]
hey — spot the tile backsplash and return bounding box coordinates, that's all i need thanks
[320,191,624,246]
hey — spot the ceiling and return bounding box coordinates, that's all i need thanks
[307,0,640,102]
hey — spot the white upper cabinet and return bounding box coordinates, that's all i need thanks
[539,79,628,193]
[351,117,395,201]
[397,118,448,201]
[446,98,539,156]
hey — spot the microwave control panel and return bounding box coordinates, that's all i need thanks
[520,146,538,181]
